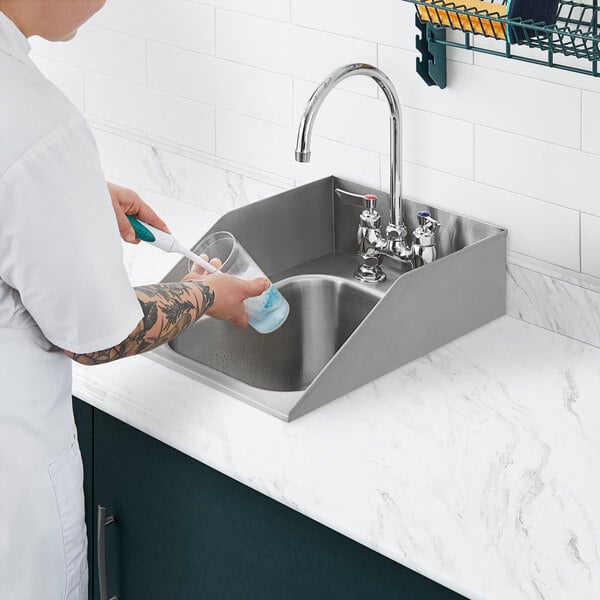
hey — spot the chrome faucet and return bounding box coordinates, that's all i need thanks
[335,188,440,281]
[295,63,440,282]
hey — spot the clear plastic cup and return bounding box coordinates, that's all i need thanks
[188,231,289,334]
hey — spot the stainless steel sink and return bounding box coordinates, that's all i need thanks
[150,176,507,420]
[170,275,379,392]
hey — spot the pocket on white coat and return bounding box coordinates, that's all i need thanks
[48,439,88,600]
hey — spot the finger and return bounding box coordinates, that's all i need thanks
[190,254,212,276]
[245,277,271,298]
[123,190,171,234]
[199,254,221,268]
[114,184,170,234]
[190,262,209,277]
[194,255,221,274]
[111,195,137,243]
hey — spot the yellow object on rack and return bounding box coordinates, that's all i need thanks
[417,0,507,40]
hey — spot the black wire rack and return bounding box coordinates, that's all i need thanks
[405,0,600,87]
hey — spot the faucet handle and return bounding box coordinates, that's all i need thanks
[416,211,440,234]
[335,188,377,212]
[414,211,441,251]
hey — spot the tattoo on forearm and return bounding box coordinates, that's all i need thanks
[68,281,214,365]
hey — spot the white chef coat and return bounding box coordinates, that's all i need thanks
[0,11,143,600]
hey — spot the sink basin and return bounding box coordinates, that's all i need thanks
[150,176,507,420]
[170,275,379,392]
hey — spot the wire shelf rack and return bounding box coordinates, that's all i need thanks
[405,0,600,87]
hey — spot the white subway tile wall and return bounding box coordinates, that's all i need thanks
[27,0,600,287]
[290,0,416,49]
[90,0,216,55]
[148,43,293,126]
[216,109,382,186]
[31,26,147,83]
[85,71,216,151]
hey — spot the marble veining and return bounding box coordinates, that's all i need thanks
[507,262,600,348]
[92,127,286,214]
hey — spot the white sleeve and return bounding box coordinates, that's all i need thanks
[0,115,143,353]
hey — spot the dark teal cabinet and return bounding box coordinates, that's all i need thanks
[73,398,466,600]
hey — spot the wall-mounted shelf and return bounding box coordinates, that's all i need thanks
[406,0,600,88]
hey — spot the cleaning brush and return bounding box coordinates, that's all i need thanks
[416,0,560,43]
[416,0,507,39]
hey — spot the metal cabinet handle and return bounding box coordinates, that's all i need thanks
[97,505,118,600]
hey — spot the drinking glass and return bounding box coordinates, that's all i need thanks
[189,231,289,334]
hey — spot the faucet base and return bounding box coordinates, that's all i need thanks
[353,264,387,283]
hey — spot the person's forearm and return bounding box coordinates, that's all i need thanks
[65,281,214,365]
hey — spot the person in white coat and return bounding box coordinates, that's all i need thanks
[0,1,269,598]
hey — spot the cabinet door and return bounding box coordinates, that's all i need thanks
[93,408,465,600]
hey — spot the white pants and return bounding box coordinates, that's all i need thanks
[0,437,88,600]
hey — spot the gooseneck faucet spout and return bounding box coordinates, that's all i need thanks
[295,63,405,242]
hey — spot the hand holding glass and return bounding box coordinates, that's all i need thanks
[188,231,289,334]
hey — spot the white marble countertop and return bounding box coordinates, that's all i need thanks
[72,191,600,600]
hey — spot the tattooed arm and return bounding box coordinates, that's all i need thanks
[64,274,269,366]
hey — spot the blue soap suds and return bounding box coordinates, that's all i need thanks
[245,284,290,333]
[262,284,279,309]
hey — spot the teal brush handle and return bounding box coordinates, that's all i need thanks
[124,214,216,272]
[127,214,156,242]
